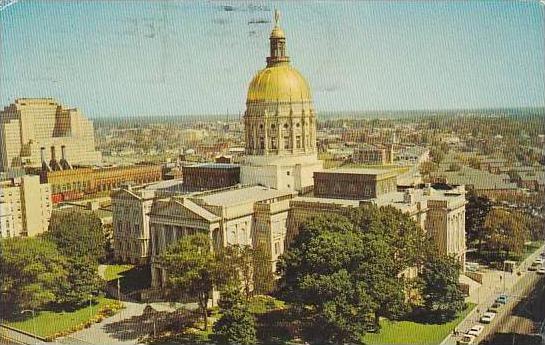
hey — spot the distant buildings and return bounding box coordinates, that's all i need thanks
[0,98,102,172]
[352,144,393,165]
[395,146,430,166]
[431,164,519,198]
[0,175,52,238]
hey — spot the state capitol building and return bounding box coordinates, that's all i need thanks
[109,13,467,293]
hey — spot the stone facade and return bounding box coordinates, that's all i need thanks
[111,186,155,264]
[148,186,295,289]
[0,175,52,238]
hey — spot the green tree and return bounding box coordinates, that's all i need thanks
[213,285,257,345]
[58,256,102,310]
[159,233,223,330]
[465,191,492,252]
[484,209,529,259]
[46,211,106,262]
[277,208,427,344]
[0,238,67,315]
[218,245,254,299]
[421,255,465,322]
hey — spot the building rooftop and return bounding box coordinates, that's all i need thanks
[186,163,240,169]
[198,185,293,206]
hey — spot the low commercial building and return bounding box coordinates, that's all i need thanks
[395,146,430,166]
[352,144,393,165]
[0,175,52,238]
[33,163,163,202]
[430,165,519,199]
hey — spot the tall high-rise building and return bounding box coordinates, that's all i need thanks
[240,11,323,191]
[0,98,102,171]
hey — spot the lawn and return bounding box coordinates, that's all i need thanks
[103,264,134,281]
[6,297,118,338]
[363,303,476,345]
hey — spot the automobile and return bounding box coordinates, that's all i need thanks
[534,258,545,265]
[540,251,545,258]
[480,312,496,324]
[488,302,502,313]
[529,262,540,271]
[496,294,509,304]
[467,324,485,337]
[457,334,476,345]
[537,267,545,275]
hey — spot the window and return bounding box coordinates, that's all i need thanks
[271,137,277,149]
[284,123,289,129]
[284,137,290,149]
[274,242,280,255]
[296,136,301,148]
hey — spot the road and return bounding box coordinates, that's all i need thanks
[477,272,545,344]
[478,271,545,345]
[445,244,545,345]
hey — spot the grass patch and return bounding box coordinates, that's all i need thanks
[6,297,118,338]
[248,295,286,314]
[103,264,134,281]
[363,303,476,345]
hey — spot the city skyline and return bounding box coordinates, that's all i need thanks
[1,0,544,118]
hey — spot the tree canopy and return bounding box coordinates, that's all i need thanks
[0,238,67,314]
[46,210,106,262]
[421,255,465,322]
[277,206,434,344]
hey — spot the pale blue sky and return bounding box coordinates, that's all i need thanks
[1,0,544,118]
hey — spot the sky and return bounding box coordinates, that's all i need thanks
[1,0,544,118]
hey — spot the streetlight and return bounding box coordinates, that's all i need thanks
[89,294,93,319]
[20,309,37,345]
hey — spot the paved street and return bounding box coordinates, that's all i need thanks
[443,244,545,345]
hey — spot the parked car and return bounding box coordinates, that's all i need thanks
[480,312,496,324]
[457,334,476,345]
[496,294,509,304]
[534,258,545,265]
[488,302,502,313]
[529,262,540,271]
[467,324,485,337]
[537,267,545,275]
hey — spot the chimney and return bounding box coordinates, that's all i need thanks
[61,145,67,161]
[50,146,56,161]
[40,147,46,163]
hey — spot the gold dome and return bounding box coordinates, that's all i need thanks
[247,64,311,103]
[270,26,285,39]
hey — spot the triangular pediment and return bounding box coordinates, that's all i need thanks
[151,198,220,223]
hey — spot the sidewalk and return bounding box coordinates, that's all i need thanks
[441,243,545,345]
